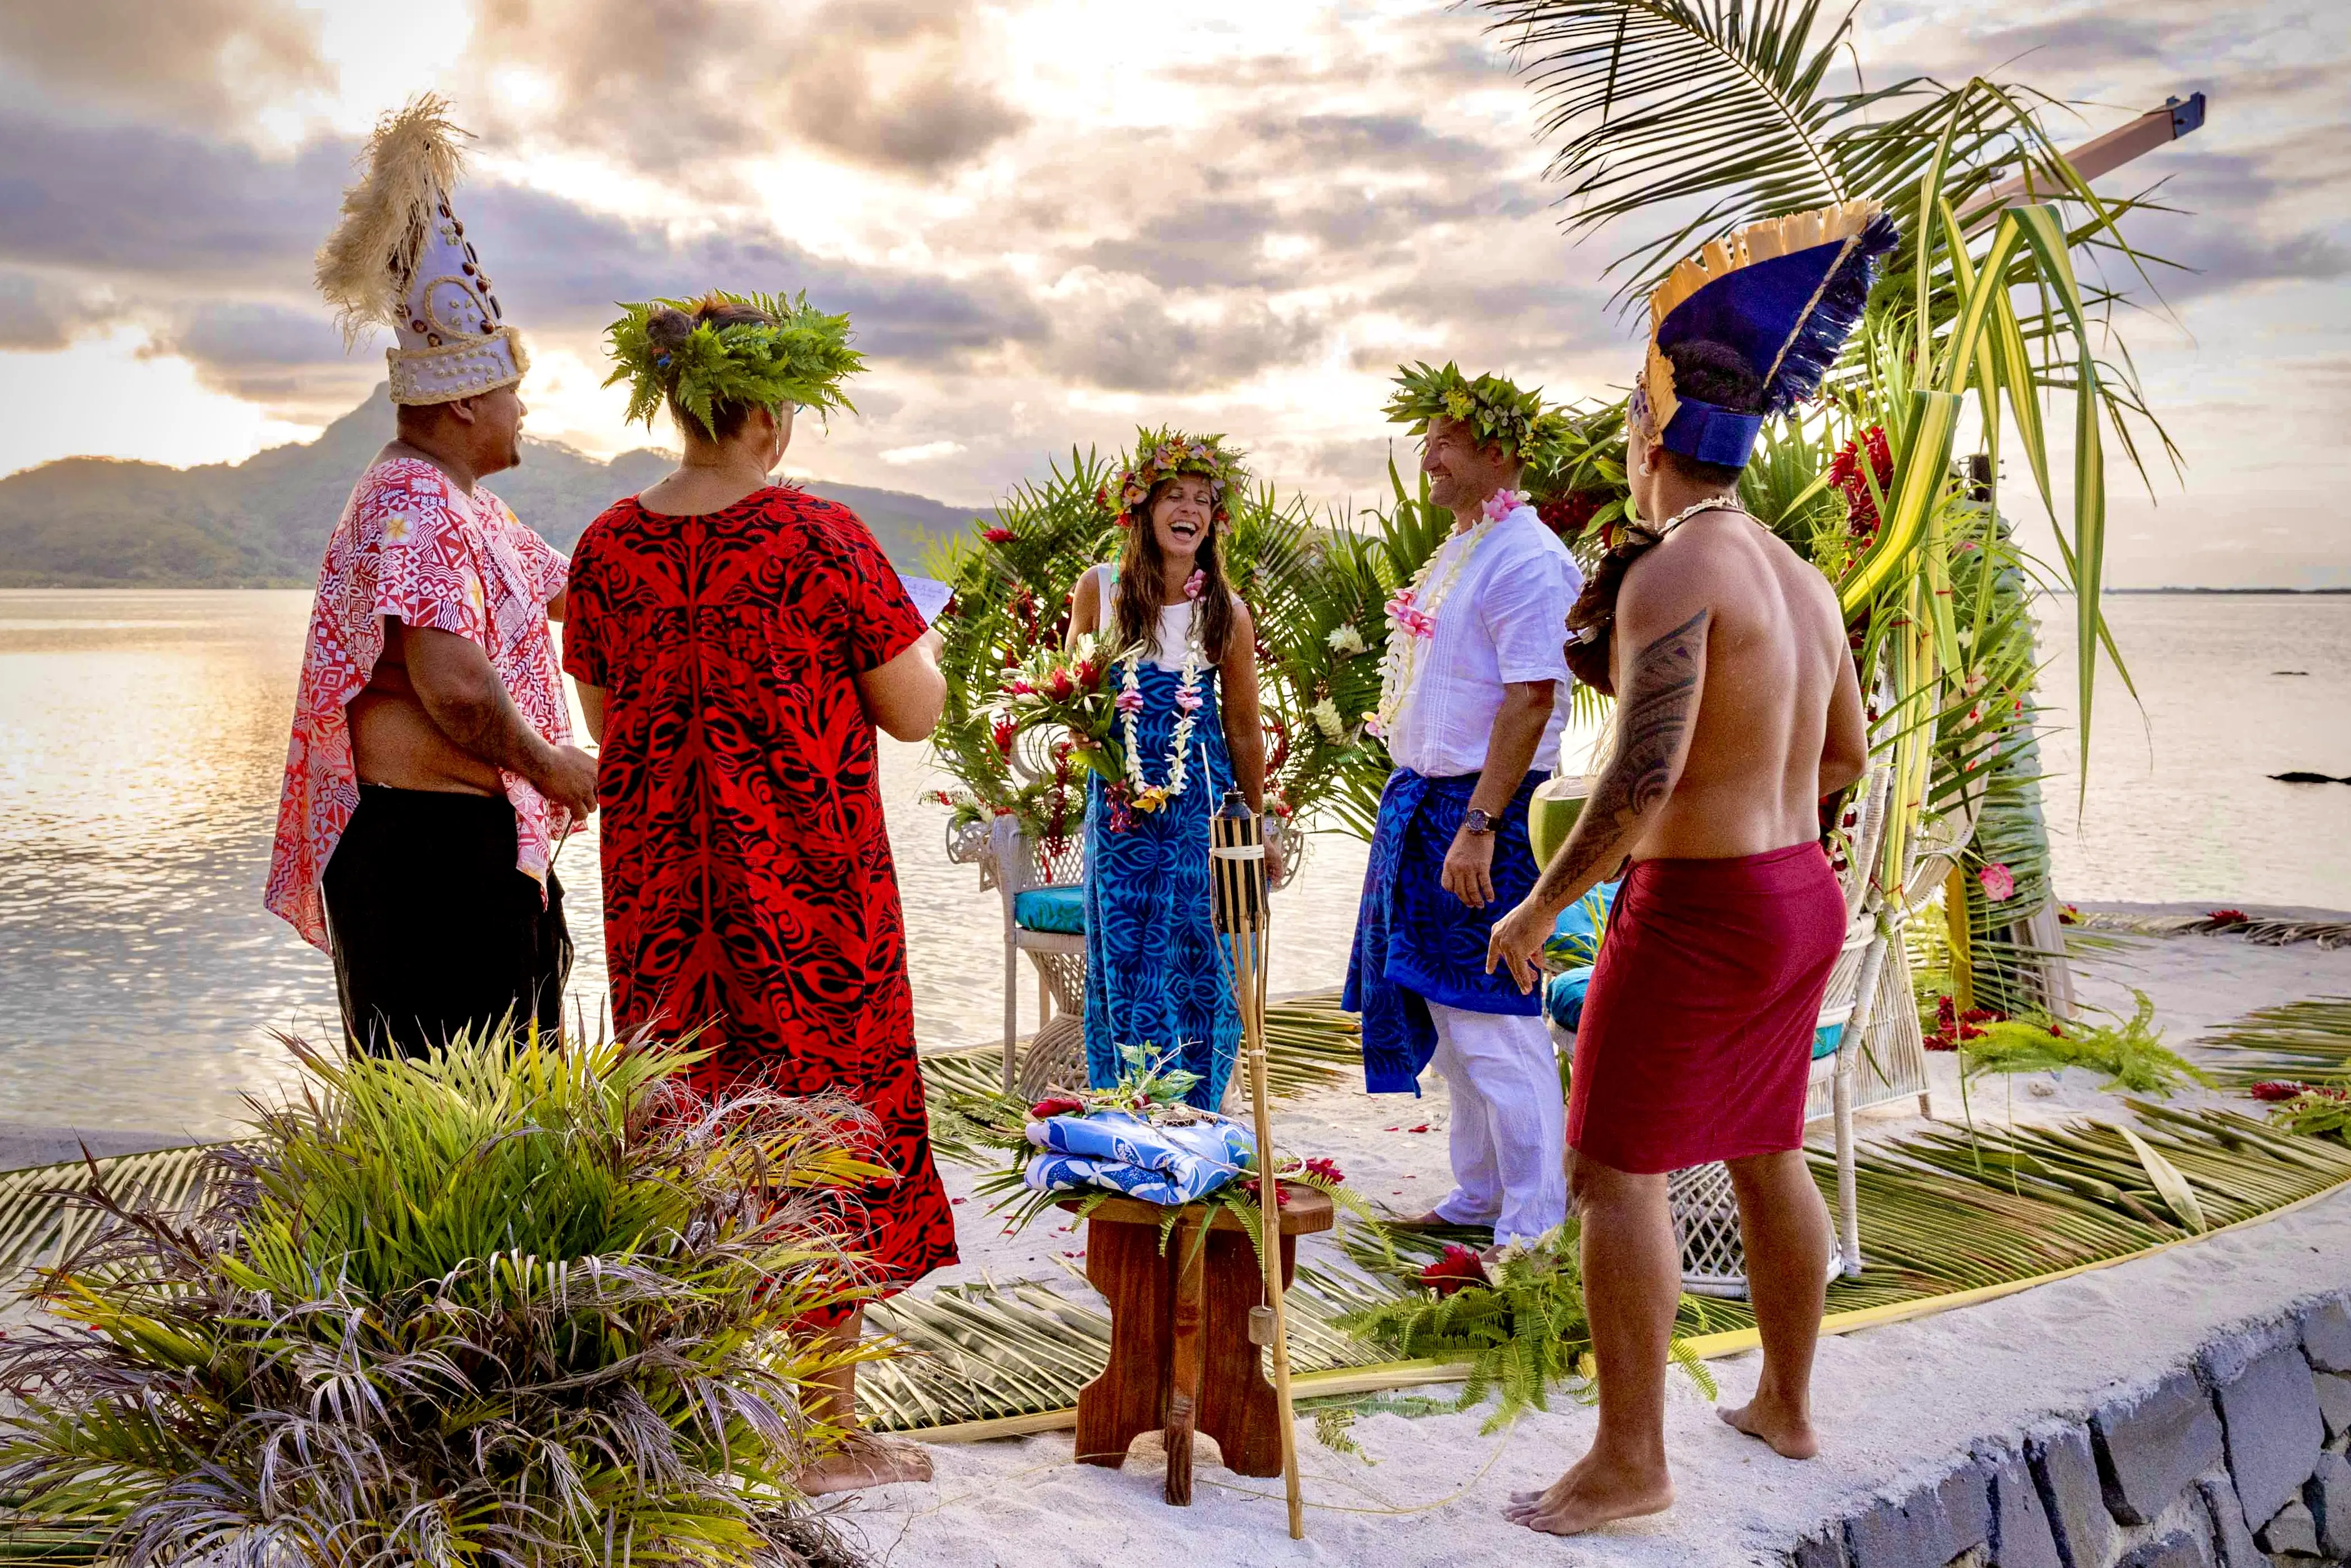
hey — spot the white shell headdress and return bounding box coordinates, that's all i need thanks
[314,95,528,406]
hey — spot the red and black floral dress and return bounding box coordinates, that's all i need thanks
[561,485,957,1303]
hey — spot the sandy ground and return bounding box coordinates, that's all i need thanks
[857,923,2351,1566]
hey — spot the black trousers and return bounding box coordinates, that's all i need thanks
[322,785,573,1059]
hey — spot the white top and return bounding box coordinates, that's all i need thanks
[1386,507,1584,778]
[1093,564,1200,670]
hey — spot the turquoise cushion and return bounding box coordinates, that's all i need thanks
[1544,965,1595,1031]
[1812,1022,1844,1061]
[1542,880,1620,969]
[1014,886,1087,936]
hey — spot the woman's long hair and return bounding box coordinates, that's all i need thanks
[1109,478,1238,663]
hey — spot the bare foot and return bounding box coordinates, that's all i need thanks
[1718,1398,1819,1460]
[1503,1451,1673,1535]
[797,1433,935,1495]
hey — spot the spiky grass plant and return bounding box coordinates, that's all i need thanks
[0,1026,884,1568]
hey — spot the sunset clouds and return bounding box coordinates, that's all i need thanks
[0,0,2344,584]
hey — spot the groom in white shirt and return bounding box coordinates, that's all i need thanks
[1345,364,1584,1247]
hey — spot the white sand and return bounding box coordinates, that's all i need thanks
[853,927,2351,1566]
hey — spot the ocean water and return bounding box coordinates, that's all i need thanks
[0,589,2344,1135]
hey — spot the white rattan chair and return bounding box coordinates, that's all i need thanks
[973,814,1091,1097]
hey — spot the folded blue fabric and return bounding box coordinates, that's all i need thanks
[1013,885,1087,935]
[1813,1021,1843,1061]
[1021,1110,1255,1206]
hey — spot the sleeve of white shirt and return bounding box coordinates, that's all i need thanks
[1483,537,1584,685]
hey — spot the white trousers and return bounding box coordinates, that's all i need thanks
[1426,1001,1568,1245]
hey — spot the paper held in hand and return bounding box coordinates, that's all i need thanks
[898,573,953,627]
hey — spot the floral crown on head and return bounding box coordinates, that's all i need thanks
[1385,361,1568,467]
[1105,426,1247,528]
[603,289,863,432]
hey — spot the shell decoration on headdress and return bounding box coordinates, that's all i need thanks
[1105,427,1247,528]
[314,94,528,407]
[1634,199,1899,470]
[602,290,863,434]
[1383,361,1569,468]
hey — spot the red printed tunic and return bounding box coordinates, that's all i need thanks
[560,485,957,1297]
[266,457,573,952]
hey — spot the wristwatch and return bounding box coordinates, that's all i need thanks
[1461,808,1497,837]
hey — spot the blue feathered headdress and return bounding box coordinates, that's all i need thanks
[1636,201,1898,470]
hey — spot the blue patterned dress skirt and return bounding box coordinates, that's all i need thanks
[1082,661,1241,1110]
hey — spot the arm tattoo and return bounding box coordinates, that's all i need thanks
[1530,608,1709,905]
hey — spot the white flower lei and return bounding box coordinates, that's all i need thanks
[1117,605,1208,811]
[1367,490,1529,739]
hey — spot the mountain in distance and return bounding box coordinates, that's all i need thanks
[0,385,981,587]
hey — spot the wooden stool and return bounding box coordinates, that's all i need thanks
[1066,1185,1333,1504]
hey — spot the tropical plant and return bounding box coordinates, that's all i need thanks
[1337,1224,1715,1431]
[1481,0,2187,823]
[1949,989,2213,1098]
[0,1026,880,1568]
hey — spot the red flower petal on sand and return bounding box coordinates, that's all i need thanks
[1420,1244,1488,1297]
[1407,1124,1430,1134]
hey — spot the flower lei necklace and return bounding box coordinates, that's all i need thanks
[1368,489,1526,739]
[1114,570,1208,814]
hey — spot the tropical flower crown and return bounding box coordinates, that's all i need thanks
[1384,360,1569,467]
[603,289,863,433]
[1106,426,1247,527]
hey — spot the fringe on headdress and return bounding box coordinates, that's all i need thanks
[1640,200,1897,439]
[314,95,470,347]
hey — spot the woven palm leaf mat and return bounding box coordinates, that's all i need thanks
[3,993,2347,1454]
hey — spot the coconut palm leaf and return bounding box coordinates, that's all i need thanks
[2195,997,2351,1088]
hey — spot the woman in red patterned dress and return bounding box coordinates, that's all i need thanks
[561,293,953,1493]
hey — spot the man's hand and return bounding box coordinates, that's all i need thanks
[1264,833,1287,887]
[1485,896,1554,996]
[1442,825,1496,908]
[539,744,598,821]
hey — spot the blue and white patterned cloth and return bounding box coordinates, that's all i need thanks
[1021,1110,1256,1206]
[1082,659,1240,1109]
[1344,767,1548,1095]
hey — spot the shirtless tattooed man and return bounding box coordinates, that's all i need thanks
[1484,200,1895,1537]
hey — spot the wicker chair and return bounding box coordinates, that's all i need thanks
[971,814,1091,1097]
[959,785,1305,1100]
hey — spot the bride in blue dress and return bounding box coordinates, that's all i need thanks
[1064,430,1281,1110]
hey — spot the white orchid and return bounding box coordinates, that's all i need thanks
[1326,623,1366,656]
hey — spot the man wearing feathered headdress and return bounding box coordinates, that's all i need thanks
[265,96,596,1057]
[1484,203,1891,1534]
[1344,363,1584,1253]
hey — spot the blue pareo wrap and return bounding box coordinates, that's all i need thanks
[1343,768,1548,1096]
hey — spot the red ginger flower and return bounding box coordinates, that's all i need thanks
[1303,1156,1345,1186]
[2208,909,2250,925]
[1029,1096,1086,1119]
[1420,1243,1488,1297]
[1537,491,1604,542]
[2250,1081,2312,1102]
[982,526,1014,544]
[1830,426,1894,545]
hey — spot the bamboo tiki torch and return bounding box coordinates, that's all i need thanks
[1209,789,1304,1539]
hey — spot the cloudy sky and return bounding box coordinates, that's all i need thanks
[0,0,2343,585]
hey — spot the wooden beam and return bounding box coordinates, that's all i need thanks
[1958,92,2207,219]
